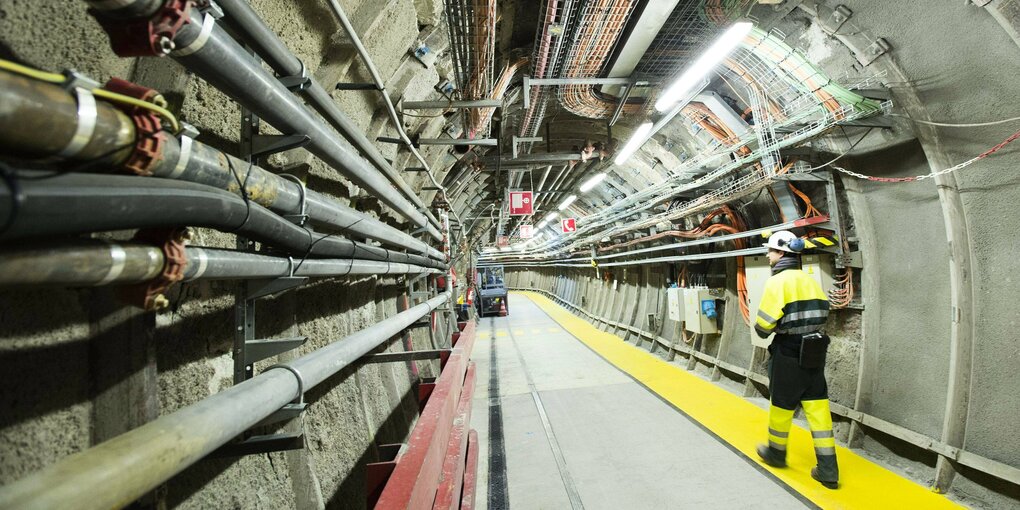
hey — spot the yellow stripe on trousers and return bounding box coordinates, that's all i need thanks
[517,291,962,510]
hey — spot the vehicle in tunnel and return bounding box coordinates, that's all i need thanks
[476,265,509,317]
[1,0,1020,508]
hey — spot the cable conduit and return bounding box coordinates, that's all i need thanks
[0,240,440,287]
[86,4,441,240]
[0,71,443,260]
[0,292,451,510]
[214,0,443,233]
[0,171,447,270]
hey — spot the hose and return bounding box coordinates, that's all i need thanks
[0,171,447,270]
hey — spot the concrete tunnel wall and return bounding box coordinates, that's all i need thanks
[1,0,1020,508]
[503,3,1020,508]
[0,0,457,508]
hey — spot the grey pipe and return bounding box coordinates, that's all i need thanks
[0,292,451,510]
[0,171,447,270]
[0,71,443,260]
[0,241,439,287]
[322,0,466,233]
[214,0,442,233]
[128,6,442,240]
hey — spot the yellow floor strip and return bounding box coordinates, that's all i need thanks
[517,291,962,510]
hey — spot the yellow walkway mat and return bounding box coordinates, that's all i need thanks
[517,291,962,510]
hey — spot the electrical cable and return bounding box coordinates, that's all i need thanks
[889,113,1020,128]
[802,127,874,172]
[0,58,181,133]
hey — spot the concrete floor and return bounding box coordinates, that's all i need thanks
[469,297,809,510]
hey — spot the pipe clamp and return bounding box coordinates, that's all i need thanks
[172,13,215,57]
[266,364,306,405]
[168,135,194,179]
[58,88,98,158]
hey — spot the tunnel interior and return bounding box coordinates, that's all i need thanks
[1,0,1020,508]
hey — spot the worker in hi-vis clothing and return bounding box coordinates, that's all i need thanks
[754,230,839,489]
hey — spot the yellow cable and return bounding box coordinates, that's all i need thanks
[0,59,65,83]
[0,58,181,134]
[92,88,181,133]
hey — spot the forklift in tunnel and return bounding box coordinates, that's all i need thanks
[476,265,508,317]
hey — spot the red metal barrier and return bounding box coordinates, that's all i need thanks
[373,321,478,510]
[460,430,480,510]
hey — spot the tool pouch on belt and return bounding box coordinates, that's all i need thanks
[799,332,830,369]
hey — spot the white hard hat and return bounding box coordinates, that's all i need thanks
[763,230,802,253]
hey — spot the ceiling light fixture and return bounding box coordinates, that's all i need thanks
[579,172,607,192]
[654,22,753,112]
[613,122,654,165]
[557,194,577,211]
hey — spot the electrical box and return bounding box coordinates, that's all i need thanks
[802,254,835,295]
[683,287,722,334]
[666,287,684,322]
[745,255,774,348]
[745,254,835,348]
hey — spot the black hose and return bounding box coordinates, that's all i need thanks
[0,171,447,270]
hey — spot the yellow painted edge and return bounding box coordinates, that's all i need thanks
[516,291,962,510]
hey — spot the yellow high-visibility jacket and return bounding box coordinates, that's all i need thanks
[754,268,829,339]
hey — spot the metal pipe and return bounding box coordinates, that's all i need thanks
[0,241,440,287]
[0,70,443,260]
[418,138,497,146]
[0,292,451,510]
[322,0,465,237]
[402,99,503,109]
[214,0,442,233]
[0,171,447,270]
[125,6,442,240]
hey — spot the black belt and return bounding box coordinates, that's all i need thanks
[772,333,804,358]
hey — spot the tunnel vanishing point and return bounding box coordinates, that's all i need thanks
[1,1,1019,509]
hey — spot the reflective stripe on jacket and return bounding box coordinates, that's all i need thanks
[754,269,829,338]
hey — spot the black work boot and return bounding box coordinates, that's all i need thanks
[811,455,839,489]
[756,444,787,468]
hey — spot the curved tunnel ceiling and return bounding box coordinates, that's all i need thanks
[453,0,888,255]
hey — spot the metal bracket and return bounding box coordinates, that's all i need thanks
[364,349,447,364]
[254,403,309,427]
[59,69,100,92]
[855,38,892,67]
[247,275,309,300]
[244,336,308,365]
[278,60,311,92]
[822,5,853,33]
[250,133,311,158]
[404,167,428,172]
[837,251,863,269]
[335,82,381,91]
[212,433,305,457]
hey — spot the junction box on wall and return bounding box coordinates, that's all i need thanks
[683,287,723,334]
[745,254,835,348]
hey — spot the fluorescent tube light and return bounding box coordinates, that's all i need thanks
[557,194,577,211]
[613,122,654,165]
[544,212,559,222]
[654,22,753,112]
[579,172,607,192]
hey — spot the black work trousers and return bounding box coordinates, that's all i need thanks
[767,349,828,411]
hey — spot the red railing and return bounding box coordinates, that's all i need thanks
[370,320,478,510]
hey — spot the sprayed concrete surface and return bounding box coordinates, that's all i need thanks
[0,0,457,508]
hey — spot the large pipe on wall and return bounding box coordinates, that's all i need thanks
[0,292,451,510]
[0,171,447,270]
[0,241,440,287]
[214,0,443,233]
[0,71,444,261]
[84,2,441,241]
